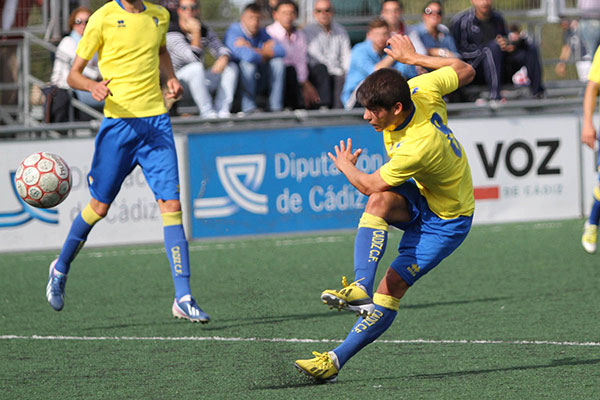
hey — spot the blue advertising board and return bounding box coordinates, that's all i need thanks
[187,125,386,238]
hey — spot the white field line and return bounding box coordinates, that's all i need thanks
[1,335,599,347]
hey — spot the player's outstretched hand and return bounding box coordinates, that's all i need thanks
[384,34,417,65]
[328,138,362,173]
[91,79,112,101]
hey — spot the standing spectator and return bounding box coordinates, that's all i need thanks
[167,0,238,118]
[266,0,319,109]
[380,0,427,55]
[414,1,459,59]
[341,18,418,109]
[47,0,211,323]
[224,2,285,113]
[450,0,545,101]
[578,0,600,59]
[303,0,351,109]
[50,7,103,109]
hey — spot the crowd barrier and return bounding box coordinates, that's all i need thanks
[0,109,596,252]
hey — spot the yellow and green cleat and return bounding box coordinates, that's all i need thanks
[321,276,375,317]
[294,351,339,383]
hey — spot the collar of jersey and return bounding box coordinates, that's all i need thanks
[114,0,146,12]
[391,101,415,132]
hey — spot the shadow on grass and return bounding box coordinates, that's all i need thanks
[408,357,600,379]
[402,296,511,310]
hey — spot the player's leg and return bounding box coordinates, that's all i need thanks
[321,183,412,316]
[139,113,209,323]
[296,268,407,383]
[582,183,600,253]
[47,118,135,311]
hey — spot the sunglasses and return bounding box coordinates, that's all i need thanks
[314,8,331,13]
[179,5,198,11]
[74,18,89,25]
[424,7,443,16]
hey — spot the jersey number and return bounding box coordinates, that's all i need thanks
[431,112,462,157]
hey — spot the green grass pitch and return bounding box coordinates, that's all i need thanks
[1,218,599,399]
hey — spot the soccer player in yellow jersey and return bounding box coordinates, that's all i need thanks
[295,34,475,382]
[580,45,600,254]
[45,0,210,323]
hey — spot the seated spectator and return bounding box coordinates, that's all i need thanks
[303,0,351,109]
[414,1,459,59]
[167,0,238,118]
[50,6,103,110]
[450,0,545,101]
[225,2,285,113]
[578,0,600,60]
[341,18,418,109]
[266,0,319,109]
[380,0,427,55]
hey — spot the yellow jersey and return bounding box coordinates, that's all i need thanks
[76,0,169,118]
[588,46,600,84]
[378,66,475,219]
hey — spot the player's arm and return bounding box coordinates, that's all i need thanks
[328,139,392,196]
[159,45,183,99]
[582,80,600,149]
[67,55,112,101]
[384,34,475,88]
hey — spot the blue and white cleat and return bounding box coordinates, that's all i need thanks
[46,259,67,311]
[172,295,210,323]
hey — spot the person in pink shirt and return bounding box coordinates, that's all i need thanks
[266,0,320,109]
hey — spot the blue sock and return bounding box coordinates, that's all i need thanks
[354,213,388,297]
[163,212,191,301]
[589,199,600,226]
[55,204,102,274]
[332,301,398,368]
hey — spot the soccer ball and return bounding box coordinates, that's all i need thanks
[14,152,72,208]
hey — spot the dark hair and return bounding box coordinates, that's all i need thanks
[423,1,442,13]
[381,0,404,11]
[243,2,262,14]
[274,0,298,13]
[367,18,389,32]
[357,68,412,111]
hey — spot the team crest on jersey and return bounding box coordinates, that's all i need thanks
[153,16,159,26]
[117,19,126,27]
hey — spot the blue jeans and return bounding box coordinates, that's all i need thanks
[238,57,284,112]
[176,61,239,116]
[74,89,104,110]
[579,19,600,58]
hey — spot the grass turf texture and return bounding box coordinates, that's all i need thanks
[1,218,599,399]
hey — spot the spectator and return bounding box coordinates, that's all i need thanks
[303,0,351,109]
[224,2,285,113]
[414,1,459,59]
[450,0,545,101]
[167,0,238,118]
[555,19,583,78]
[267,0,319,109]
[50,7,102,110]
[341,18,418,109]
[380,0,427,55]
[578,0,600,59]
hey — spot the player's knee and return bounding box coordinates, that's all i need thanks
[365,191,405,220]
[88,198,110,218]
[158,199,181,214]
[376,267,410,300]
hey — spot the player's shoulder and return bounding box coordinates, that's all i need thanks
[145,2,169,17]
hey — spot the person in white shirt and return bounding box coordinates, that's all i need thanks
[50,6,102,108]
[302,0,351,109]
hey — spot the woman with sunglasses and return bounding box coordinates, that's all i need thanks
[414,1,459,60]
[49,6,103,109]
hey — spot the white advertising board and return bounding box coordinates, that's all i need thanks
[453,114,582,224]
[0,136,188,252]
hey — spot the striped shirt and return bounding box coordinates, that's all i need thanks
[302,21,351,77]
[166,22,231,72]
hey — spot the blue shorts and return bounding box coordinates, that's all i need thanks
[87,114,180,204]
[389,180,473,286]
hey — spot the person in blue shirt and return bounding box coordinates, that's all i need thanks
[414,1,459,59]
[341,18,418,109]
[224,2,285,113]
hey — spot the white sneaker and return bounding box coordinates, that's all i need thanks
[201,110,218,119]
[582,221,598,254]
[217,110,231,119]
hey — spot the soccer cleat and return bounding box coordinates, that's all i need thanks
[46,259,67,311]
[294,351,339,383]
[172,295,210,323]
[321,276,374,317]
[582,221,598,254]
